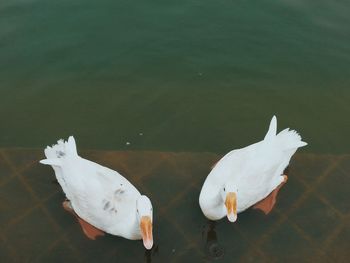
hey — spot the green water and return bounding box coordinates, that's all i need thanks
[1,0,349,153]
[1,2,350,262]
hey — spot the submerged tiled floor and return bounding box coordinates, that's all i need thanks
[0,149,349,263]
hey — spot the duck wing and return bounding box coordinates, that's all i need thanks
[40,136,140,232]
[64,158,141,232]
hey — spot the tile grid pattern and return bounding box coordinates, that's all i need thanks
[238,156,345,262]
[0,149,82,262]
[0,149,349,262]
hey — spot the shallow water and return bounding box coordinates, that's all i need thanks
[0,0,350,262]
[0,149,349,262]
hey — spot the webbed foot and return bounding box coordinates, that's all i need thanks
[62,200,105,240]
[253,175,288,215]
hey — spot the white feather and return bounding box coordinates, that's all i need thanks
[199,116,307,221]
[40,136,144,240]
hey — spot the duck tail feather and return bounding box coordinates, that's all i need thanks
[40,158,62,166]
[43,136,78,160]
[264,115,277,140]
[277,128,307,150]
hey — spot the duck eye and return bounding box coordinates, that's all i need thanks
[137,209,139,213]
[223,187,226,191]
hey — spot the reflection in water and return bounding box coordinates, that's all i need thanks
[203,221,224,260]
[144,245,159,263]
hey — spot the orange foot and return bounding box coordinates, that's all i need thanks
[253,175,288,215]
[62,201,105,240]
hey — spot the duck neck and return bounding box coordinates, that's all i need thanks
[115,207,141,240]
[200,188,226,221]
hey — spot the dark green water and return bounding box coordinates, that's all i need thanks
[1,0,349,153]
[1,2,350,262]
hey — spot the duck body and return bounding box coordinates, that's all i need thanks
[59,155,141,239]
[199,116,307,221]
[40,137,150,242]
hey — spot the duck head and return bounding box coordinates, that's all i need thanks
[221,183,238,222]
[136,195,153,250]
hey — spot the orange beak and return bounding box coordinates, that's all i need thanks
[225,192,237,222]
[140,216,153,250]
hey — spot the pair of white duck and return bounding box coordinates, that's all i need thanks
[40,116,306,250]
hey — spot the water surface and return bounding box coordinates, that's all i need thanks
[0,0,350,153]
[0,1,350,262]
[0,149,349,262]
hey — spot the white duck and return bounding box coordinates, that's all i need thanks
[40,136,153,250]
[199,116,307,222]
